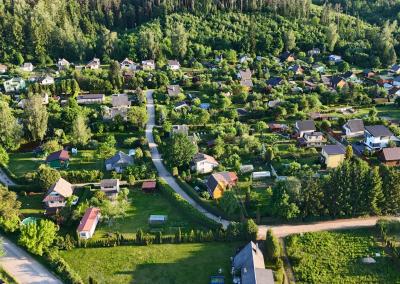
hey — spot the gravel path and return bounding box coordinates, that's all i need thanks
[0,168,16,186]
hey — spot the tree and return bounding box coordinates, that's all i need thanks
[219,191,240,216]
[243,219,258,241]
[0,185,21,232]
[97,135,117,159]
[165,133,197,168]
[283,30,296,51]
[171,22,188,59]
[326,23,339,52]
[71,114,92,146]
[265,229,281,263]
[345,145,353,159]
[0,101,23,150]
[127,106,148,129]
[37,164,61,189]
[42,140,62,154]
[265,147,275,163]
[108,60,123,89]
[25,94,48,141]
[19,219,58,256]
[0,145,9,165]
[380,166,400,214]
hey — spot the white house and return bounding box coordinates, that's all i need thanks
[295,120,316,138]
[191,153,219,174]
[364,125,394,150]
[100,179,120,200]
[39,75,55,85]
[328,55,342,64]
[85,58,101,70]
[57,58,70,71]
[77,94,105,105]
[3,77,26,93]
[120,58,139,71]
[42,178,73,210]
[167,60,180,70]
[142,60,155,70]
[77,207,100,239]
[343,119,365,137]
[20,62,34,72]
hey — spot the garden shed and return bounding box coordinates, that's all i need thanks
[148,215,168,225]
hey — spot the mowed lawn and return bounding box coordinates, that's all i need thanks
[60,242,240,284]
[8,152,41,177]
[94,190,201,239]
[18,193,45,218]
[286,229,400,284]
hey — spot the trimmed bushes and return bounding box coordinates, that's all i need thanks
[59,170,103,183]
[45,249,84,284]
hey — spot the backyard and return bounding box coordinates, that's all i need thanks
[286,229,400,284]
[60,242,241,284]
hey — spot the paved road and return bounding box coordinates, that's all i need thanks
[0,168,16,187]
[145,90,230,229]
[257,216,400,239]
[0,235,62,284]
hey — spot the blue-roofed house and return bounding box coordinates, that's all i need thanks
[200,103,210,110]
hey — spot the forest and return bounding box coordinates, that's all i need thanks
[0,0,398,68]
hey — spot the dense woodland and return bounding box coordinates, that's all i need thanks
[0,0,398,67]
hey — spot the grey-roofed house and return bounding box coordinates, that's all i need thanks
[321,145,346,168]
[379,147,400,166]
[364,125,395,150]
[267,77,283,87]
[171,125,189,136]
[294,120,316,138]
[100,179,120,199]
[167,60,180,70]
[343,119,365,137]
[77,94,105,105]
[233,242,274,284]
[105,151,133,173]
[167,85,182,97]
[112,94,130,107]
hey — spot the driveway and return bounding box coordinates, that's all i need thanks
[145,90,230,228]
[0,235,62,284]
[0,168,16,187]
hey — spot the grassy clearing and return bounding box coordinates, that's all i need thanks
[286,229,400,284]
[60,242,240,284]
[8,152,40,177]
[376,104,400,120]
[18,193,45,218]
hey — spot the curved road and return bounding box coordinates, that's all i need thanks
[145,90,230,229]
[0,235,62,284]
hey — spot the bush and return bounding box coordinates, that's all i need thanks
[60,170,103,183]
[45,249,84,284]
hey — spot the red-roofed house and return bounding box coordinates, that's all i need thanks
[77,208,101,239]
[206,172,238,199]
[45,149,70,169]
[142,181,157,192]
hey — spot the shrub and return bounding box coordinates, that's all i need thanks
[60,170,103,183]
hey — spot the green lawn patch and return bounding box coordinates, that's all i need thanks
[377,104,400,120]
[286,229,400,284]
[18,193,45,218]
[8,152,40,177]
[60,242,240,284]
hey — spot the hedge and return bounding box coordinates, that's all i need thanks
[45,249,84,284]
[158,179,222,230]
[176,177,236,221]
[59,170,103,183]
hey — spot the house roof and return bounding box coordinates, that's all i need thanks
[112,94,130,107]
[323,145,346,155]
[345,119,364,133]
[44,178,73,200]
[142,181,157,189]
[142,60,155,65]
[267,77,283,87]
[240,79,253,88]
[233,242,274,284]
[239,69,252,80]
[296,120,316,132]
[121,58,134,65]
[77,207,100,232]
[192,153,219,165]
[77,94,105,100]
[331,76,345,87]
[168,60,180,66]
[280,51,294,61]
[86,58,100,67]
[46,149,70,162]
[365,125,394,137]
[105,151,133,167]
[382,147,400,161]
[206,172,237,193]
[167,85,181,97]
[100,179,119,188]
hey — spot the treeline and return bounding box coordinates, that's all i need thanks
[268,156,400,220]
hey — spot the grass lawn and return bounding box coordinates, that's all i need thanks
[18,193,45,218]
[60,242,240,284]
[67,150,104,172]
[376,104,400,120]
[286,229,400,284]
[94,189,201,239]
[8,152,41,177]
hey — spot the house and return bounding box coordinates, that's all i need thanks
[43,178,73,212]
[240,78,253,89]
[57,58,70,71]
[191,153,219,174]
[112,93,130,107]
[233,242,275,284]
[321,145,346,168]
[167,60,180,70]
[343,71,358,82]
[294,120,316,138]
[105,151,133,173]
[280,51,295,62]
[237,108,249,116]
[268,123,288,132]
[267,77,283,87]
[308,48,321,56]
[100,179,120,199]
[167,85,182,97]
[330,76,346,89]
[77,94,105,105]
[77,208,100,239]
[45,149,70,169]
[20,62,34,72]
[237,69,252,80]
[267,100,281,108]
[142,60,155,70]
[364,125,394,150]
[379,147,400,166]
[174,101,189,111]
[309,112,333,121]
[206,172,238,199]
[3,77,26,92]
[38,75,55,85]
[142,181,157,192]
[288,65,304,75]
[328,55,342,63]
[103,106,129,121]
[148,215,167,225]
[312,63,325,73]
[171,125,189,136]
[298,132,326,147]
[251,171,271,180]
[120,58,139,71]
[362,69,376,78]
[0,64,8,73]
[85,58,100,70]
[390,64,400,75]
[343,119,365,137]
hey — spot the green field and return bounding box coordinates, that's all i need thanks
[60,242,240,284]
[8,152,41,177]
[286,229,400,284]
[94,189,201,239]
[18,193,45,218]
